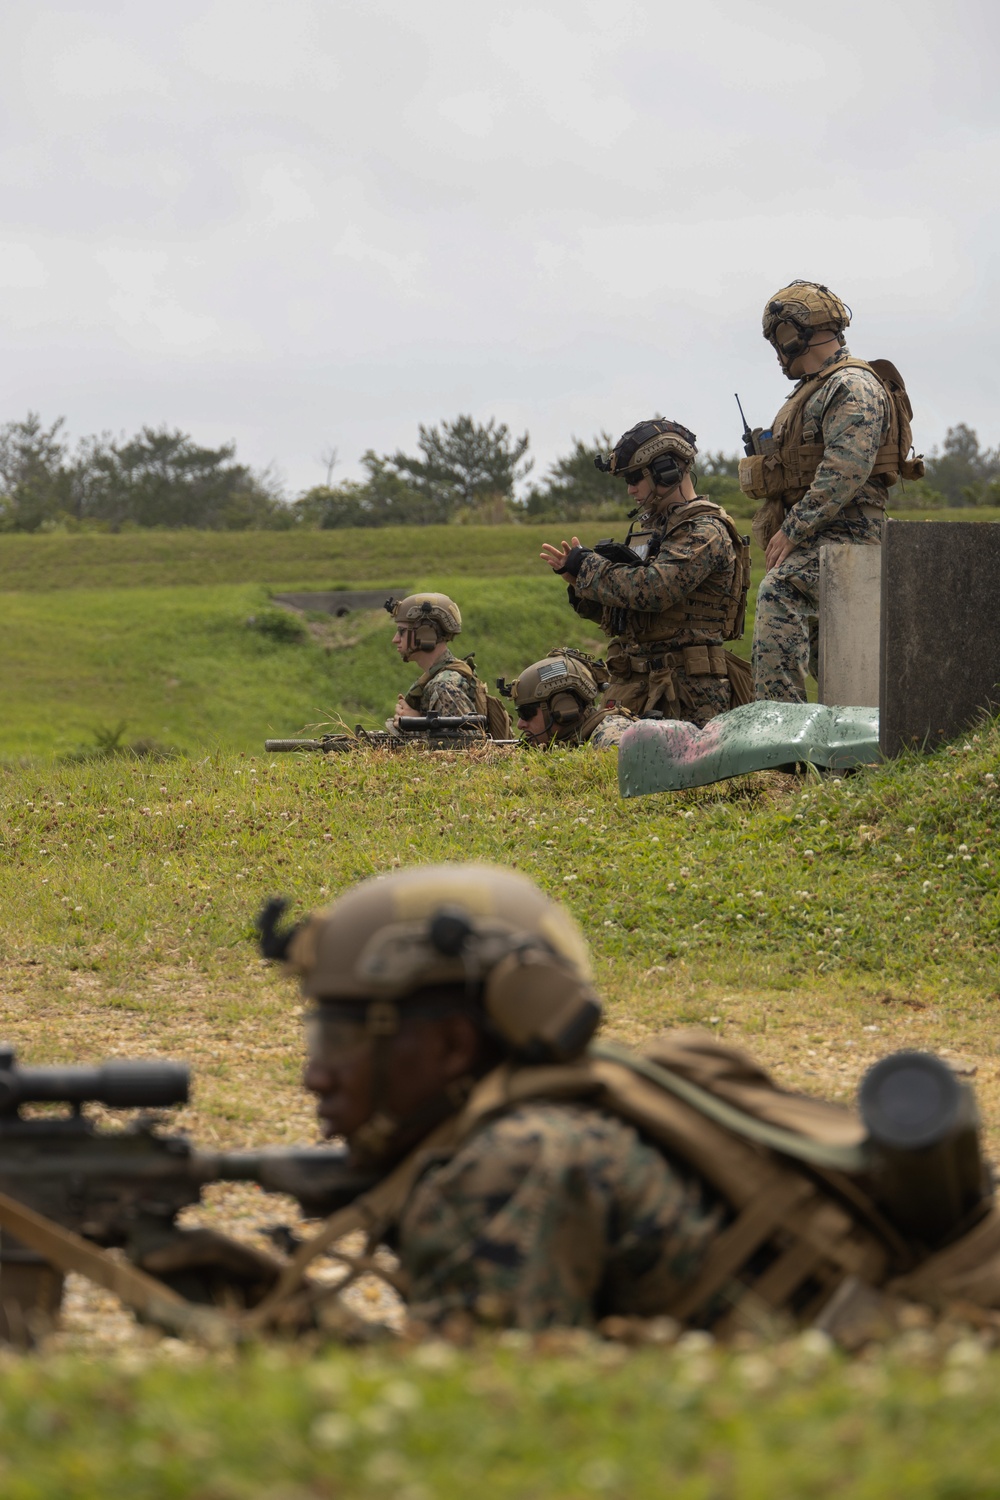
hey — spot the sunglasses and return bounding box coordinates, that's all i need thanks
[621,468,646,486]
[516,702,542,718]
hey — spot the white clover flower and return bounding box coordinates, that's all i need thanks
[310,1412,355,1449]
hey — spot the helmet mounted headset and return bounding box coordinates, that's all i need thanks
[761,280,852,376]
[594,419,698,500]
[256,865,602,1162]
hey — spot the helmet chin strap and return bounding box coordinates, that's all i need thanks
[350,1001,476,1166]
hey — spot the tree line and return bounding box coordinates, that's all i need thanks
[0,411,995,532]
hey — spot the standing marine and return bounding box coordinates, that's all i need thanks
[743,280,922,702]
[540,421,750,727]
[501,649,634,749]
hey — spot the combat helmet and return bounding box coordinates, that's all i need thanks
[762,280,851,373]
[385,592,462,653]
[257,864,602,1157]
[503,649,609,743]
[594,419,697,492]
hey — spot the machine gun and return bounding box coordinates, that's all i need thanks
[0,1046,379,1343]
[265,715,515,754]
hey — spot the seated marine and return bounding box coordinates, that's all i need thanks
[540,421,749,727]
[386,593,481,725]
[503,649,634,749]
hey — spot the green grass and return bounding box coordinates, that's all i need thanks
[3,517,1000,1489]
[3,512,997,757]
[0,524,624,591]
[1,731,999,1488]
[0,576,693,757]
[2,1337,999,1499]
[2,508,996,592]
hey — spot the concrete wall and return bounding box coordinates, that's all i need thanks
[879,519,1000,756]
[818,544,881,708]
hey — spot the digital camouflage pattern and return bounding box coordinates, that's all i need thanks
[778,347,893,547]
[404,649,480,717]
[583,712,634,749]
[752,515,882,702]
[399,1101,724,1329]
[753,345,890,701]
[571,508,737,727]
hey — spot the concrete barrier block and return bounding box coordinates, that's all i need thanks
[879,519,1000,756]
[819,544,881,708]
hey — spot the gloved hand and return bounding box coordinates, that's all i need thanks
[557,546,590,578]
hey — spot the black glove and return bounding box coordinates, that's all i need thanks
[556,546,590,578]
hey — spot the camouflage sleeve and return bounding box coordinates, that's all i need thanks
[782,368,892,545]
[422,670,478,717]
[571,519,733,613]
[397,1103,723,1330]
[586,714,632,749]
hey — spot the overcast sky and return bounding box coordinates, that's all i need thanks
[1,0,997,495]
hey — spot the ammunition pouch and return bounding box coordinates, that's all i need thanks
[742,355,924,518]
[606,643,728,718]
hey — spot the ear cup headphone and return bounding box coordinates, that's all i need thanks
[426,904,602,1063]
[411,622,440,651]
[483,944,602,1063]
[648,453,685,490]
[548,690,584,727]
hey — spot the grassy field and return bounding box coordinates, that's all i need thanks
[3,510,996,759]
[1,506,996,591]
[0,726,999,1492]
[2,517,1000,1494]
[0,538,766,760]
[0,577,648,757]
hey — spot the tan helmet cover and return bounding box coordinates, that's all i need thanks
[511,653,603,714]
[762,281,851,343]
[286,863,600,1062]
[604,419,697,478]
[391,593,462,642]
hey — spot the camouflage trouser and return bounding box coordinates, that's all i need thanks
[752,520,882,703]
[606,665,731,728]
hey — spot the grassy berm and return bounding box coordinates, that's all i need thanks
[1,715,999,1495]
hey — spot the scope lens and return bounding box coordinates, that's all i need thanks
[859,1051,961,1150]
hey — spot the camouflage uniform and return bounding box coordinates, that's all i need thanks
[752,348,890,702]
[582,712,633,750]
[405,649,479,717]
[399,1101,725,1329]
[570,504,738,727]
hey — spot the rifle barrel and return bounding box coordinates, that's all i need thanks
[264,739,324,752]
[194,1146,379,1216]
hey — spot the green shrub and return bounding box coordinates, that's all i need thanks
[245,608,307,644]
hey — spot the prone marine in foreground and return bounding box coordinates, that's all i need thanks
[498,649,634,750]
[265,864,1000,1338]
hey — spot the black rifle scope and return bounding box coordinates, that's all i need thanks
[396,714,487,733]
[859,1049,989,1247]
[0,1045,189,1114]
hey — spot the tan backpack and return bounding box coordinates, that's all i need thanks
[463,658,514,739]
[276,1030,1000,1339]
